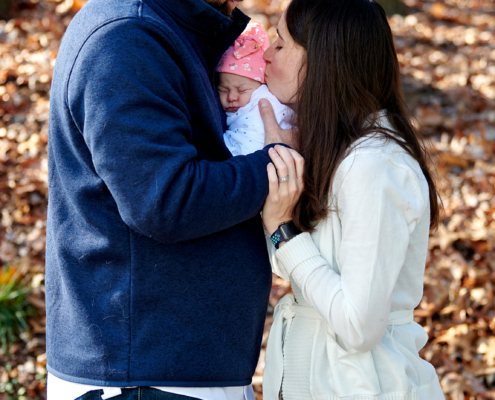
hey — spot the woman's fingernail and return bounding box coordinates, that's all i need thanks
[269,148,275,153]
[259,99,268,108]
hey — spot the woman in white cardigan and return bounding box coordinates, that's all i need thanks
[258,0,445,399]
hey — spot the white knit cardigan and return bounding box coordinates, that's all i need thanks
[263,114,445,400]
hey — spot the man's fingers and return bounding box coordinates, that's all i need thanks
[259,99,281,135]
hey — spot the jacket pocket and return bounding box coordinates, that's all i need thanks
[309,321,381,398]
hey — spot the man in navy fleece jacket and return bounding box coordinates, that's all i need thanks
[46,0,289,397]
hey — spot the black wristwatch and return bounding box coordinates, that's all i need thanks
[270,221,302,249]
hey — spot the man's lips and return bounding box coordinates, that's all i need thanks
[226,107,240,112]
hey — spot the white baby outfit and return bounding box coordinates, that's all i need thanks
[224,84,293,156]
[263,111,445,400]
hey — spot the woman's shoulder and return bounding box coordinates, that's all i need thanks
[334,118,429,203]
[333,139,430,227]
[346,111,406,154]
[336,145,421,189]
[340,141,417,176]
[340,113,423,179]
[344,136,414,171]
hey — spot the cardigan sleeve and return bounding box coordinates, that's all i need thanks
[275,151,428,353]
[265,235,291,281]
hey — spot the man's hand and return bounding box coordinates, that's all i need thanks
[259,98,297,149]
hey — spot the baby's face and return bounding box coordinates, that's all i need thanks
[217,73,262,113]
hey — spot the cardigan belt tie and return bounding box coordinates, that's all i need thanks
[263,294,414,400]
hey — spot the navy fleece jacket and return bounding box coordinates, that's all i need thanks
[46,0,275,387]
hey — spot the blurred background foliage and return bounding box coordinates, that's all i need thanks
[1,0,495,399]
[0,267,34,352]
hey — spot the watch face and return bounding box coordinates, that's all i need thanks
[280,225,292,241]
[280,222,301,241]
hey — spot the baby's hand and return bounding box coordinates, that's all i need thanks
[259,99,297,149]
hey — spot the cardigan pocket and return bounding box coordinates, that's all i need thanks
[309,321,381,398]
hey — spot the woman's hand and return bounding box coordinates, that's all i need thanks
[262,145,305,237]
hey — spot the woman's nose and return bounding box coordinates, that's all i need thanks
[263,46,272,63]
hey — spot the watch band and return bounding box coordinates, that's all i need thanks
[270,221,302,249]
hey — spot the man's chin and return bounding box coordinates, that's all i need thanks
[207,0,235,19]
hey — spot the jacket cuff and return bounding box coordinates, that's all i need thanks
[262,143,293,152]
[275,232,323,280]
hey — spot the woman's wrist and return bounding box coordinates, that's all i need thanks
[265,220,286,249]
[268,220,302,250]
[264,220,288,236]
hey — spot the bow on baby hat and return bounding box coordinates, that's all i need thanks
[233,24,268,59]
[216,23,269,83]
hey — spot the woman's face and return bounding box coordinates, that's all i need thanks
[264,12,306,107]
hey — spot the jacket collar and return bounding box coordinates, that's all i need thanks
[150,0,249,37]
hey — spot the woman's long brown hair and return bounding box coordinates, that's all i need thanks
[286,0,440,232]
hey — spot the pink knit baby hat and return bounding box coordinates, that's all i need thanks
[216,23,269,84]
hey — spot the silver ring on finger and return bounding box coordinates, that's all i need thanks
[278,175,290,183]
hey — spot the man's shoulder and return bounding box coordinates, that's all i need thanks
[55,0,182,81]
[68,0,141,35]
[63,0,174,53]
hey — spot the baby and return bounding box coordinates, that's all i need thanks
[216,23,293,156]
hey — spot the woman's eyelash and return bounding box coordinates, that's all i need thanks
[276,46,282,50]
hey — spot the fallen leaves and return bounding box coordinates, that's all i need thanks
[1,0,495,399]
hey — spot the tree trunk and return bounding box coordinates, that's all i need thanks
[377,0,407,16]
